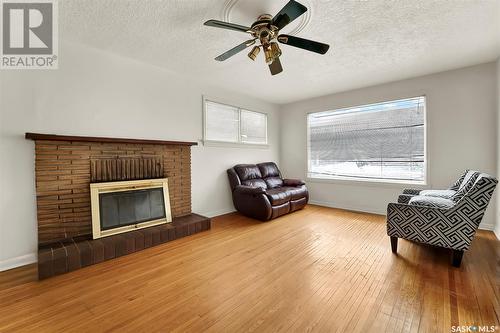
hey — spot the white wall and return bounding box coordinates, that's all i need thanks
[0,41,280,270]
[280,62,498,230]
[496,58,500,238]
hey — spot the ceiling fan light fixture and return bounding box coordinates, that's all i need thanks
[270,42,282,58]
[248,46,260,61]
[264,46,274,64]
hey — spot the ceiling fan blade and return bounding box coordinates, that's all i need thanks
[204,19,250,33]
[271,0,307,30]
[269,57,283,75]
[215,39,256,61]
[277,34,330,54]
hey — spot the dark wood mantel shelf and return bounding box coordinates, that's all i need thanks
[25,132,198,146]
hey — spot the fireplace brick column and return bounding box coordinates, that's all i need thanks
[34,141,192,245]
[26,133,208,280]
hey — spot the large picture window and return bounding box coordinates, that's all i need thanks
[307,97,426,183]
[204,99,268,145]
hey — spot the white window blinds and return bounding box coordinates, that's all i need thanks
[240,110,267,144]
[204,100,268,145]
[307,97,426,182]
[205,101,239,143]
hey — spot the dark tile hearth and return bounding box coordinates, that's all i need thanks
[38,213,211,279]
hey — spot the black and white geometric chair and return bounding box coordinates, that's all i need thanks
[387,172,497,267]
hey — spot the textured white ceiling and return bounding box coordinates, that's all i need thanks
[60,0,500,104]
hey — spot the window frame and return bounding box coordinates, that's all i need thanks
[306,96,428,186]
[202,96,269,148]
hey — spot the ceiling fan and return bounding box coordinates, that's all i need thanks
[204,0,330,75]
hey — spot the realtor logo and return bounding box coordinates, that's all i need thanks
[1,0,58,69]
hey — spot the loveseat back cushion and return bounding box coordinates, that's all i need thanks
[257,162,281,178]
[234,164,263,181]
[408,196,455,209]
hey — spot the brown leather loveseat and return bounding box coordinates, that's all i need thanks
[227,162,309,221]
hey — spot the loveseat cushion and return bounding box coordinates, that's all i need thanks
[242,179,267,189]
[265,188,291,205]
[234,164,262,181]
[257,162,281,178]
[265,177,284,189]
[408,196,455,209]
[419,189,456,199]
[282,186,308,200]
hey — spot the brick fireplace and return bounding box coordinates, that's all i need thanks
[26,133,210,279]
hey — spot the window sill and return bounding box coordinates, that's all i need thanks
[202,140,269,149]
[306,175,428,188]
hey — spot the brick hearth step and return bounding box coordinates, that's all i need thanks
[37,213,210,279]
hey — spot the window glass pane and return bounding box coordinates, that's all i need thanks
[308,97,425,182]
[240,110,267,144]
[205,101,239,142]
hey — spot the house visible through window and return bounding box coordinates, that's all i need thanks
[307,96,426,183]
[204,99,267,145]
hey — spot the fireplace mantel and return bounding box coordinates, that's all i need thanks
[25,132,197,146]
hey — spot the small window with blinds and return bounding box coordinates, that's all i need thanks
[204,99,268,146]
[307,97,426,183]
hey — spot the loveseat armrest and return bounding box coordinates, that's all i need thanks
[234,185,266,195]
[232,185,272,221]
[402,189,422,195]
[283,179,305,187]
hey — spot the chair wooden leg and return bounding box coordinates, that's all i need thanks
[390,236,398,253]
[452,250,464,267]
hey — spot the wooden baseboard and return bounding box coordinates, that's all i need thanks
[0,253,37,272]
[202,208,236,218]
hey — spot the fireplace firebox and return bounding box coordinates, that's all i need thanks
[90,178,172,239]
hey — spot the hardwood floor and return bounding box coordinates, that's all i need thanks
[0,205,498,332]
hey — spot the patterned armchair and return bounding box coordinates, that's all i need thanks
[387,172,497,267]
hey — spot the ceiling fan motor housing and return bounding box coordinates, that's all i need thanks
[257,14,273,21]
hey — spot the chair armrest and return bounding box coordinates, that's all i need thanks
[402,189,422,195]
[397,194,414,204]
[233,185,266,195]
[387,202,448,216]
[386,202,474,251]
[283,179,305,187]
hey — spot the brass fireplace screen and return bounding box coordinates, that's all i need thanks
[90,178,172,239]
